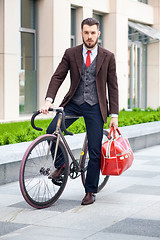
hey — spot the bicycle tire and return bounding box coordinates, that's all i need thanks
[19,134,69,209]
[81,129,110,192]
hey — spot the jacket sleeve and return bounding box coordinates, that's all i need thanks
[45,49,70,101]
[107,53,119,115]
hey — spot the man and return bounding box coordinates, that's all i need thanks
[41,18,119,205]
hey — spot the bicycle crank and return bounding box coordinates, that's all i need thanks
[69,162,80,179]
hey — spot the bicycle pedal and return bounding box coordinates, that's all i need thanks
[51,175,64,186]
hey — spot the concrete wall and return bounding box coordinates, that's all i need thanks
[148,0,160,30]
[147,0,160,108]
[147,42,160,108]
[103,0,129,110]
[128,0,153,24]
[1,0,19,120]
[0,0,4,119]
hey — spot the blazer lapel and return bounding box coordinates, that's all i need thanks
[96,46,105,76]
[75,44,83,76]
[74,44,105,76]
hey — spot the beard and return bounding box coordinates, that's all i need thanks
[82,36,98,49]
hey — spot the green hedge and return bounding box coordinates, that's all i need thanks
[0,107,160,146]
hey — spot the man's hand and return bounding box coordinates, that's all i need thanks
[40,100,52,114]
[109,117,118,129]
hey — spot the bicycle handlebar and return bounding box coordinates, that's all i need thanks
[31,107,74,136]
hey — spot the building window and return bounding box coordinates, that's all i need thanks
[133,0,148,4]
[71,7,76,47]
[93,12,103,46]
[19,0,37,114]
[128,27,147,109]
[139,0,148,3]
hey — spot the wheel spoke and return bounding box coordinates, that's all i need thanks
[20,135,69,208]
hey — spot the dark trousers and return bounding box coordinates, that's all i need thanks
[47,101,104,193]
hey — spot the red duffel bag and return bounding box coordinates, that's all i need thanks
[101,127,134,175]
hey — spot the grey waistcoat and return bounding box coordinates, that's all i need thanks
[72,57,98,106]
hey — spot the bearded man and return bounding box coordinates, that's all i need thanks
[40,17,119,205]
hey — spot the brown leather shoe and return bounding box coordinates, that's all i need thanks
[48,166,65,179]
[81,193,96,205]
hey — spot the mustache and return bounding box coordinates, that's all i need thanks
[82,36,98,49]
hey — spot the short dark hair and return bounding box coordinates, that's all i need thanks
[81,18,100,30]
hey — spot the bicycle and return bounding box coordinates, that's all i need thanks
[19,107,110,209]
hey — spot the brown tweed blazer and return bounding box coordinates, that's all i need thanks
[46,44,119,123]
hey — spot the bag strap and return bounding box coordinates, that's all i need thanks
[108,127,115,139]
[108,127,122,140]
[116,128,122,136]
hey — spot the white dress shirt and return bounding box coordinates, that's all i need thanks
[83,45,98,64]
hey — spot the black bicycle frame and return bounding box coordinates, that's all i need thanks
[53,112,88,173]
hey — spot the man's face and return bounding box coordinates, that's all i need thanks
[81,24,100,49]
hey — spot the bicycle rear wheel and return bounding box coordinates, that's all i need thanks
[81,129,110,192]
[19,134,69,209]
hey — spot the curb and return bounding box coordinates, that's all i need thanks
[0,121,160,185]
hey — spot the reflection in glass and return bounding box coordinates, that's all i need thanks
[19,32,37,114]
[19,0,37,114]
[21,0,35,29]
[71,8,76,47]
[128,42,147,109]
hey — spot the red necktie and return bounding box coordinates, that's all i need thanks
[86,50,91,67]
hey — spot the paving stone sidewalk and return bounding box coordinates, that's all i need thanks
[0,145,160,240]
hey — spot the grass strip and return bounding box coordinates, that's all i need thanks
[0,108,160,146]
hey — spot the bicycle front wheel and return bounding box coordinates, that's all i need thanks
[19,134,69,209]
[81,129,110,192]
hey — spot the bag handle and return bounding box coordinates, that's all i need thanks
[108,126,122,140]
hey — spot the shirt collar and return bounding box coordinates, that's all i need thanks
[83,44,98,55]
